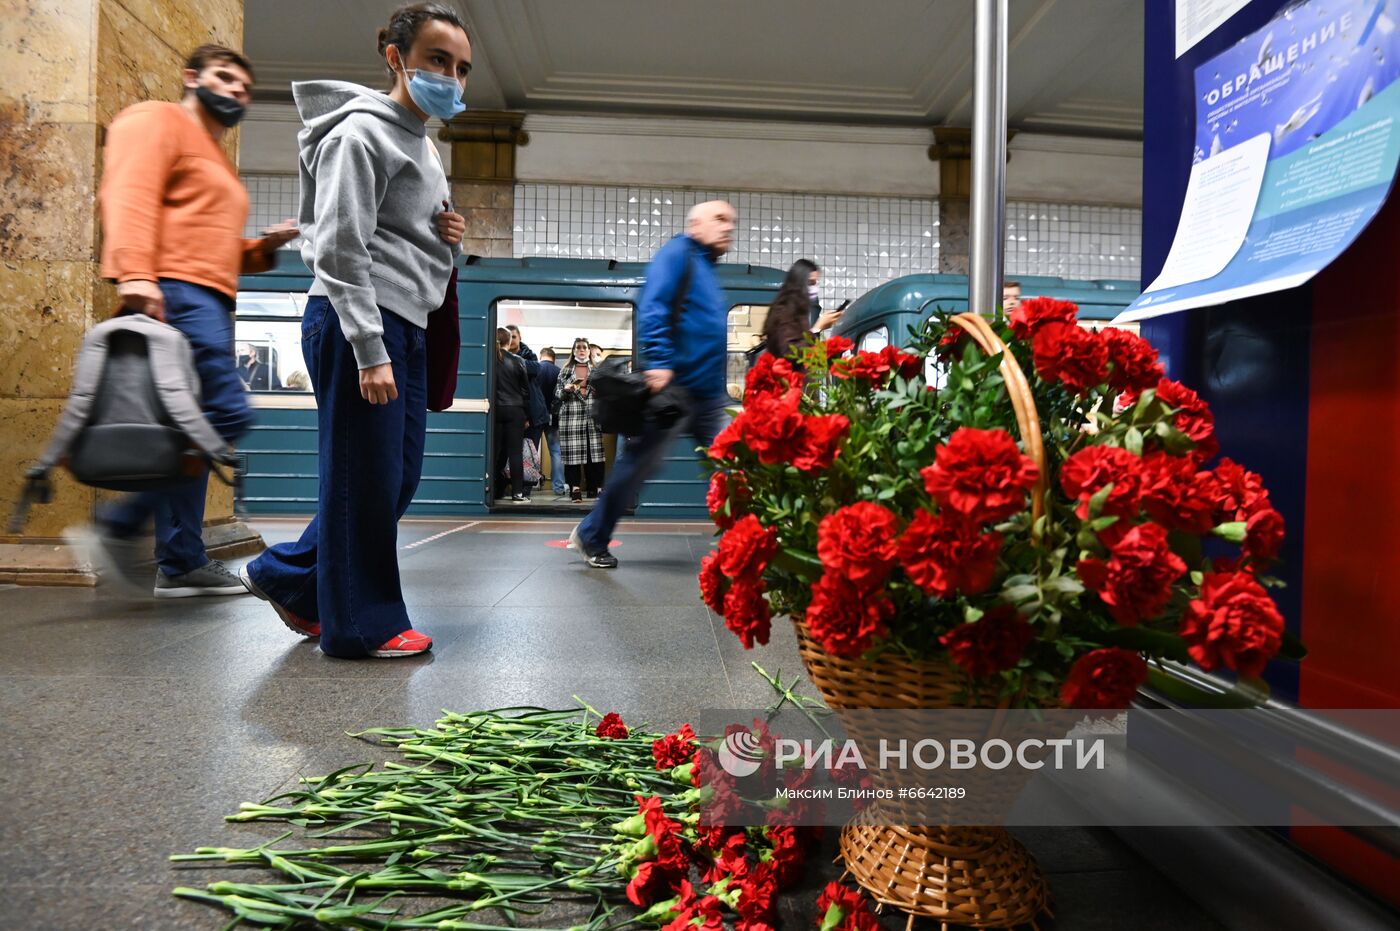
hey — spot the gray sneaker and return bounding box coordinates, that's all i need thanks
[568,525,618,569]
[64,524,151,593]
[154,560,249,598]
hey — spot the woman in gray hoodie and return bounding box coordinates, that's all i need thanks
[240,2,470,659]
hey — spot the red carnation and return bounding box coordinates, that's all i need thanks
[939,605,1034,678]
[834,346,917,384]
[653,724,697,770]
[1153,378,1219,462]
[740,388,806,464]
[595,712,629,739]
[1009,296,1079,339]
[817,502,900,591]
[936,327,969,359]
[745,354,802,400]
[1101,327,1165,393]
[736,861,779,926]
[1139,451,1219,535]
[815,882,880,931]
[627,860,677,908]
[1060,647,1148,709]
[723,580,773,649]
[897,510,1002,597]
[881,344,923,379]
[763,825,807,889]
[661,880,725,931]
[823,335,854,359]
[710,418,744,460]
[803,574,894,657]
[1060,445,1144,522]
[1033,322,1110,394]
[718,515,778,581]
[1244,506,1285,563]
[792,414,849,471]
[922,427,1040,525]
[1180,572,1284,677]
[702,831,751,885]
[698,551,727,613]
[1210,457,1270,522]
[707,470,750,530]
[1076,522,1187,626]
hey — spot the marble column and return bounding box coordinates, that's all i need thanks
[0,0,258,585]
[928,127,972,274]
[928,126,1015,277]
[439,111,528,258]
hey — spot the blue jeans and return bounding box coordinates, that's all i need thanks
[576,390,728,554]
[545,426,566,494]
[101,280,252,576]
[246,297,427,658]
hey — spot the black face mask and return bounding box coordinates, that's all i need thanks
[195,86,247,127]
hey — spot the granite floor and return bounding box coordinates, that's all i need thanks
[0,517,1228,930]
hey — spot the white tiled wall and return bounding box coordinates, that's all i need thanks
[242,174,300,241]
[1004,202,1141,281]
[242,174,1143,291]
[514,185,939,300]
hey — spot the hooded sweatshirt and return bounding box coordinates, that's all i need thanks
[293,81,458,369]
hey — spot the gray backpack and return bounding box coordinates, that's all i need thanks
[10,313,237,531]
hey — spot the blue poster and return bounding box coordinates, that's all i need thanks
[1121,0,1400,321]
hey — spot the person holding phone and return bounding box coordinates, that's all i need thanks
[554,337,606,502]
[761,259,845,367]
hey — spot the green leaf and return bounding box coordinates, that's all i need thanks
[1002,584,1041,603]
[1042,576,1085,595]
[1087,482,1115,520]
[1212,522,1247,543]
[1125,427,1144,457]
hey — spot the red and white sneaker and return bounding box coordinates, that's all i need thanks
[238,564,320,639]
[371,629,433,658]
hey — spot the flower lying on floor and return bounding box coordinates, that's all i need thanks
[173,704,877,930]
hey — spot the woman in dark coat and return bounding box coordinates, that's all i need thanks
[554,336,606,502]
[493,327,531,502]
[761,259,844,366]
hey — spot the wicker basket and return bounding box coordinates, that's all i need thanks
[798,313,1053,929]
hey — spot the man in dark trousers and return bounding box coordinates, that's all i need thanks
[570,200,737,568]
[506,325,548,497]
[78,44,297,598]
[534,347,566,497]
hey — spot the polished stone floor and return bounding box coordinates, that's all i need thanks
[0,517,1227,930]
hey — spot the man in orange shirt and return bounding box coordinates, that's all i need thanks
[80,44,297,598]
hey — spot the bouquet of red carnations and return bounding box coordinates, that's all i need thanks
[701,298,1302,709]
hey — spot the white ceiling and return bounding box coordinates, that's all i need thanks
[244,0,1142,137]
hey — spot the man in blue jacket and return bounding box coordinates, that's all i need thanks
[570,200,736,568]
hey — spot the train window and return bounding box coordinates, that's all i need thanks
[859,326,889,353]
[727,304,770,401]
[234,292,312,392]
[493,299,634,363]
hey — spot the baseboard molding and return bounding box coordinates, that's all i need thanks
[0,519,266,587]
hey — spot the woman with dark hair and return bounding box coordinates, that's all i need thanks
[240,2,471,659]
[554,337,606,502]
[493,327,531,502]
[761,259,844,365]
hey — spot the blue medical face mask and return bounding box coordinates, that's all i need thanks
[401,66,466,120]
